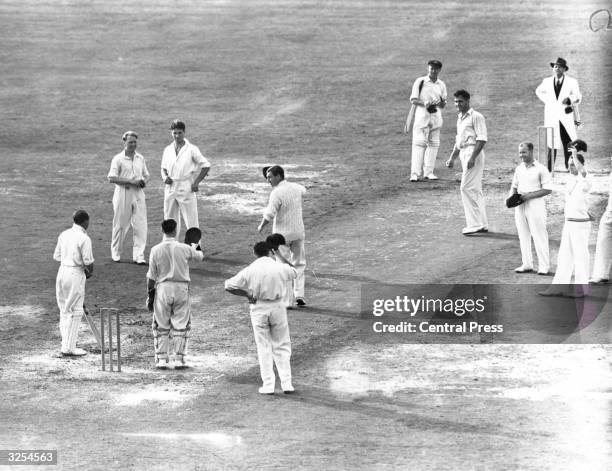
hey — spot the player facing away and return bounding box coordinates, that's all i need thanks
[54,210,94,357]
[225,241,297,395]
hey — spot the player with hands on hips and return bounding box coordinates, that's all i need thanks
[161,120,211,236]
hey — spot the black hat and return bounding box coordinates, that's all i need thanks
[550,57,569,70]
[428,59,443,69]
[262,166,271,178]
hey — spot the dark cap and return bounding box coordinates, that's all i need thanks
[428,59,443,69]
[550,57,569,70]
[262,166,271,178]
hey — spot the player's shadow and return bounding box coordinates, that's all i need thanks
[466,231,516,240]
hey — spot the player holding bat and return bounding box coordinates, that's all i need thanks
[145,219,204,369]
[405,59,447,182]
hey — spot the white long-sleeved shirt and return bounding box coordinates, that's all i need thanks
[146,236,204,283]
[225,256,297,302]
[263,180,306,241]
[161,139,210,182]
[53,224,94,268]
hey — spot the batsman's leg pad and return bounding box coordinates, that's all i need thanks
[171,326,191,360]
[65,312,84,352]
[59,310,72,352]
[152,322,170,362]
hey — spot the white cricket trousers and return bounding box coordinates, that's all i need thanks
[592,210,612,280]
[287,239,306,299]
[56,266,86,353]
[514,198,550,272]
[249,300,292,390]
[111,186,147,262]
[411,126,441,177]
[460,148,488,230]
[164,180,199,235]
[552,221,591,284]
[152,281,191,361]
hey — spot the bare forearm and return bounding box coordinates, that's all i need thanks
[523,189,552,200]
[471,141,486,160]
[109,176,137,186]
[194,167,209,186]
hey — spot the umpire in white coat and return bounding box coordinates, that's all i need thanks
[108,131,149,264]
[535,57,582,171]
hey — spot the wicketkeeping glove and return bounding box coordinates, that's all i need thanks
[505,193,524,208]
[146,288,155,312]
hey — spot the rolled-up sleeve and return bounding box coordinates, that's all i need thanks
[540,168,553,190]
[53,239,61,262]
[192,146,211,169]
[409,77,422,101]
[263,190,280,222]
[511,169,519,191]
[225,270,247,291]
[142,157,150,182]
[189,247,204,262]
[473,113,488,142]
[146,250,158,281]
[81,238,94,265]
[107,155,120,180]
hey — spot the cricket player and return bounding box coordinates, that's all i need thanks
[146,219,204,369]
[405,59,447,181]
[535,57,582,171]
[225,241,298,394]
[540,141,591,297]
[445,89,488,235]
[258,165,307,307]
[53,210,94,356]
[509,142,553,275]
[108,130,149,264]
[161,120,211,236]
